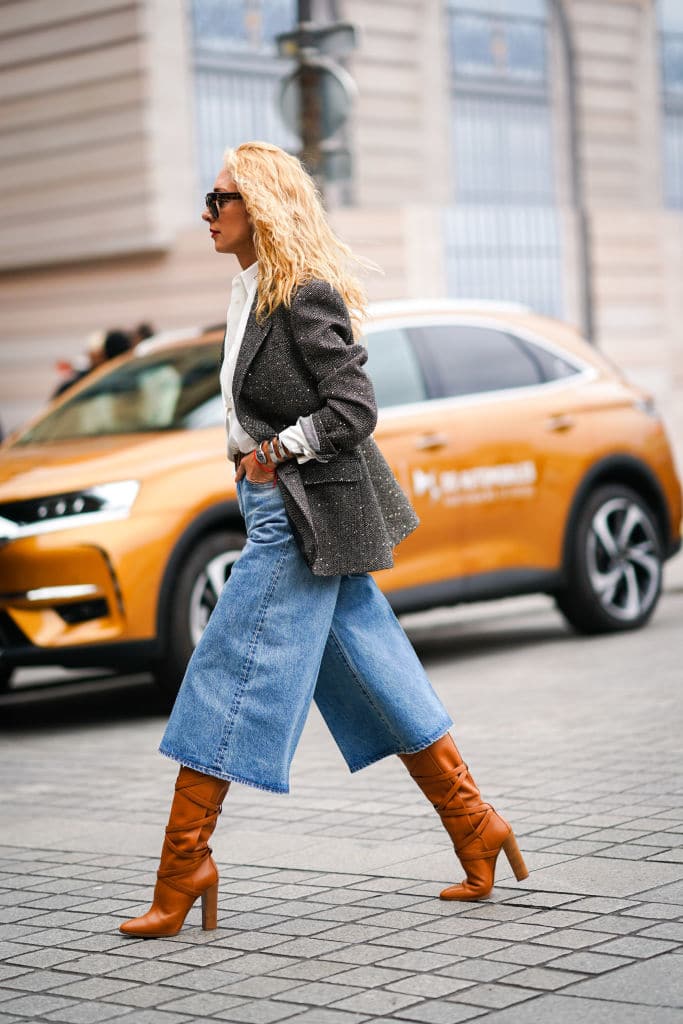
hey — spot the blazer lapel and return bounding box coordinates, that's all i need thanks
[232,296,272,402]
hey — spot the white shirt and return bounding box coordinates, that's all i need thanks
[219,262,315,463]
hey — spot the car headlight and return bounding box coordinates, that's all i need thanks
[0,480,140,543]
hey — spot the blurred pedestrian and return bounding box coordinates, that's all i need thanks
[51,329,131,399]
[131,322,154,347]
[51,331,104,398]
[102,329,132,361]
[120,141,529,940]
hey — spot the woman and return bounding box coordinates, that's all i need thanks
[120,142,528,939]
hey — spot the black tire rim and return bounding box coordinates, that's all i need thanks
[587,497,661,622]
[188,549,242,646]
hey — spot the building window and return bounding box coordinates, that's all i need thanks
[191,0,297,194]
[449,2,547,86]
[443,0,563,316]
[659,0,683,207]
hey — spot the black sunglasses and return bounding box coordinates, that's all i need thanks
[205,191,242,219]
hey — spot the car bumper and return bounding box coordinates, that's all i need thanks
[0,609,159,672]
[0,512,181,665]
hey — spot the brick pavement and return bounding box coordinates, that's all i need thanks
[1,586,682,1023]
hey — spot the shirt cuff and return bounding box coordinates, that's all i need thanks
[279,422,317,464]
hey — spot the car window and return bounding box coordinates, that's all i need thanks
[409,324,544,398]
[519,339,580,381]
[364,328,428,408]
[16,343,224,443]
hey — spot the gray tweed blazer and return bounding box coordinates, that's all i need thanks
[226,278,419,576]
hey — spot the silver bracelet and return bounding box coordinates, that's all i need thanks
[269,438,286,464]
[276,436,294,461]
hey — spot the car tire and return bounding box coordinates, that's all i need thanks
[154,530,246,704]
[555,483,663,634]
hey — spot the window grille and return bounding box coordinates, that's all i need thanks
[659,0,683,208]
[191,0,297,195]
[443,0,563,316]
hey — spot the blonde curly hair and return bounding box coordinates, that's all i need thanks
[224,141,374,337]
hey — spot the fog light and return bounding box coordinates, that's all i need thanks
[55,599,109,624]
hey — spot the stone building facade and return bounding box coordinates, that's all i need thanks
[0,0,681,463]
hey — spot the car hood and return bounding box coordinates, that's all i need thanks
[0,431,224,502]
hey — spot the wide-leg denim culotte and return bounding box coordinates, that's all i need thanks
[159,477,452,793]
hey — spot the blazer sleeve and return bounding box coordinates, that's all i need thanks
[290,279,378,461]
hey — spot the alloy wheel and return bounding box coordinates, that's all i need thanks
[586,497,661,622]
[188,548,242,646]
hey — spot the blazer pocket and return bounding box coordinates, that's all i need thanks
[299,454,364,571]
[299,452,362,485]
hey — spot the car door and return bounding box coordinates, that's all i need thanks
[401,320,583,583]
[362,324,453,591]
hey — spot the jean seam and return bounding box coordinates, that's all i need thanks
[214,538,292,769]
[328,625,404,747]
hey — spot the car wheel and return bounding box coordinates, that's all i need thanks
[556,484,663,634]
[154,531,246,703]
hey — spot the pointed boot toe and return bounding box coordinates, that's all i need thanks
[119,877,219,937]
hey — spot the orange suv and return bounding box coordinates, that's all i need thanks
[0,301,680,699]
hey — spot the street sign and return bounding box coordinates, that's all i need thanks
[279,58,357,142]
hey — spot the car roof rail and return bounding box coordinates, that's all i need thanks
[367,298,531,318]
[136,328,203,354]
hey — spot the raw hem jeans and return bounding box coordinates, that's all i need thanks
[159,477,452,793]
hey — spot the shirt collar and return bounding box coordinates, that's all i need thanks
[232,261,258,292]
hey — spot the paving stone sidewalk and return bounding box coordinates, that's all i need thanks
[1,587,682,1023]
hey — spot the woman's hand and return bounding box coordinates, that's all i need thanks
[235,450,276,484]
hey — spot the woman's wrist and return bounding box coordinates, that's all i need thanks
[252,437,295,471]
[268,438,293,464]
[273,436,294,462]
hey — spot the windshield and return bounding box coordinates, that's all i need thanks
[16,343,224,443]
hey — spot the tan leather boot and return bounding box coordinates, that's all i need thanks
[400,733,528,900]
[119,766,230,937]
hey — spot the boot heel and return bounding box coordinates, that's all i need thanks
[502,832,529,881]
[201,883,219,930]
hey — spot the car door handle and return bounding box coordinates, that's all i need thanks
[415,432,449,450]
[545,414,575,432]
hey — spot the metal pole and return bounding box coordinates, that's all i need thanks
[553,0,595,344]
[297,0,324,194]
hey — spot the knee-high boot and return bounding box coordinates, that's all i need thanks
[120,766,230,937]
[400,733,528,900]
